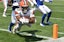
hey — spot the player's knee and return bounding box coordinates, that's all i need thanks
[43,12,47,14]
[47,9,52,13]
[48,11,52,14]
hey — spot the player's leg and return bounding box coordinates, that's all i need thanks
[43,5,52,25]
[8,11,15,32]
[8,0,13,6]
[12,22,23,34]
[8,22,15,32]
[12,23,19,34]
[38,5,47,26]
[2,0,8,17]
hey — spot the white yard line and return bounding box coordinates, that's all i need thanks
[0,12,64,20]
[50,17,64,20]
[0,28,52,39]
[55,0,64,1]
[0,28,10,32]
[36,16,64,20]
[0,28,64,39]
[52,10,64,12]
[58,32,64,34]
[0,28,57,42]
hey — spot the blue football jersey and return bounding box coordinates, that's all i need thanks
[36,0,44,5]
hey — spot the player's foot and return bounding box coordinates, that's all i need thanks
[2,14,7,17]
[8,28,12,33]
[8,31,12,33]
[40,23,45,27]
[12,28,17,34]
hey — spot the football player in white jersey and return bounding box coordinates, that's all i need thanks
[12,0,35,34]
[8,0,36,32]
[32,0,53,26]
[8,0,35,33]
[2,0,8,17]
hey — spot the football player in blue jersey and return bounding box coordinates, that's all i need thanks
[32,0,53,26]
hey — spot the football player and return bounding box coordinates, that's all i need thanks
[2,0,8,17]
[32,0,53,26]
[8,0,36,32]
[12,0,35,34]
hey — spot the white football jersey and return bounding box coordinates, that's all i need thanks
[15,8,35,18]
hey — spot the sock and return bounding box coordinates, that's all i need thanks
[41,14,46,24]
[3,11,5,15]
[46,12,52,22]
[8,22,14,31]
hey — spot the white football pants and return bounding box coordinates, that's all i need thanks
[38,5,51,14]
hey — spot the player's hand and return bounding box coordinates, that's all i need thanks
[19,18,25,24]
[19,17,29,24]
[24,18,29,23]
[22,17,29,24]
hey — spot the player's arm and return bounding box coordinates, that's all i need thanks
[15,9,28,24]
[15,11,21,20]
[29,13,35,23]
[15,11,25,24]
[15,8,23,21]
[29,17,35,23]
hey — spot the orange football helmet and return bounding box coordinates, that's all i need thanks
[19,0,28,7]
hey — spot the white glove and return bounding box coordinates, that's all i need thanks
[19,18,25,24]
[19,17,29,24]
[23,17,29,24]
[24,18,29,23]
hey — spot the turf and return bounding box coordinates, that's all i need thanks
[0,0,64,42]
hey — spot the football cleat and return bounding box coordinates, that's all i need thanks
[2,14,6,17]
[40,23,45,27]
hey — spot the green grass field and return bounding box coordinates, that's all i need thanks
[0,0,64,42]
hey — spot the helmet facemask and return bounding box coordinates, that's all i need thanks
[21,6,29,14]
